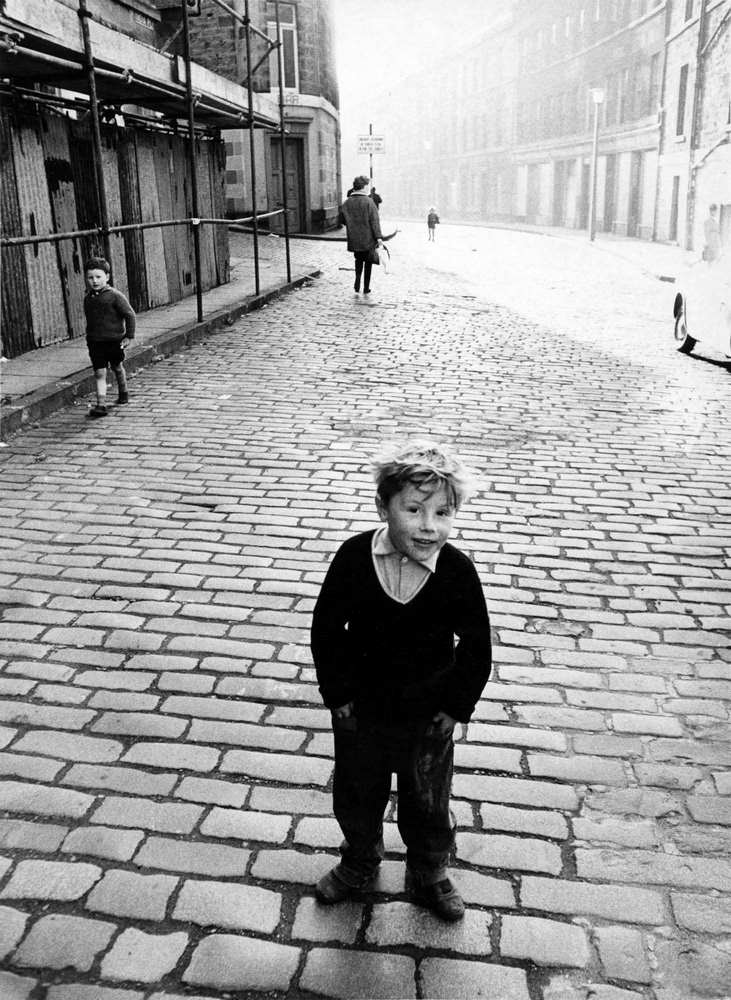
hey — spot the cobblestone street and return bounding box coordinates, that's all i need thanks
[0,223,730,1000]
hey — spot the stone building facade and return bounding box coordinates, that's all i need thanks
[160,0,341,232]
[359,0,729,251]
[656,0,731,249]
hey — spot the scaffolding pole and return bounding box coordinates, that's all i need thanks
[244,0,260,295]
[274,0,291,282]
[181,0,204,324]
[77,0,112,269]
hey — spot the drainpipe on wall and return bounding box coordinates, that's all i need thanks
[684,0,709,251]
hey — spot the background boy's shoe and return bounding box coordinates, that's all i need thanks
[117,391,129,404]
[315,865,374,904]
[408,874,465,922]
[88,404,108,419]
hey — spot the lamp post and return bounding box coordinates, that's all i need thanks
[588,87,604,242]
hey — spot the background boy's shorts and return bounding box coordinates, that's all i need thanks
[87,339,125,370]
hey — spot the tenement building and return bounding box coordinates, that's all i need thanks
[362,0,729,251]
[157,0,341,233]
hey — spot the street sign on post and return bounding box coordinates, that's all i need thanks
[357,135,385,155]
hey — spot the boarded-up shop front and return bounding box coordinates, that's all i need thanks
[1,102,228,360]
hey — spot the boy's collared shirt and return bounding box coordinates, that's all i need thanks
[372,525,439,604]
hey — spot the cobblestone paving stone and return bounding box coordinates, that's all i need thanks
[0,223,729,999]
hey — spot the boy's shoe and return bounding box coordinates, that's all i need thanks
[408,874,465,922]
[88,404,108,419]
[117,391,129,404]
[315,866,374,904]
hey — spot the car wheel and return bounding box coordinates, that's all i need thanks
[673,297,697,354]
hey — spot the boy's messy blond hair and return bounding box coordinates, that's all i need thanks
[372,439,476,509]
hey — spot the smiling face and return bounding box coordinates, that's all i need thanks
[376,480,457,563]
[86,267,109,293]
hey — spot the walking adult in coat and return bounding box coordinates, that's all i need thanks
[339,175,383,297]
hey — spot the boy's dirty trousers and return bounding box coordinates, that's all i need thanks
[332,715,455,886]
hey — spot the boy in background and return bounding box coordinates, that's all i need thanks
[311,440,491,921]
[84,257,135,418]
[427,208,440,241]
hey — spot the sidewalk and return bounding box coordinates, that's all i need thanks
[0,235,322,440]
[420,216,690,284]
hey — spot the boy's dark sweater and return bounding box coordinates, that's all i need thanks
[85,287,136,342]
[311,530,492,724]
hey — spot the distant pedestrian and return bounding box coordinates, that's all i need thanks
[370,186,382,212]
[311,439,492,922]
[84,257,135,418]
[703,204,721,263]
[339,175,383,298]
[427,208,440,241]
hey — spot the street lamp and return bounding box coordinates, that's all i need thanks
[588,87,604,242]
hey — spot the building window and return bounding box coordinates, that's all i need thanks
[267,2,298,91]
[676,63,689,135]
[648,52,660,113]
[619,66,631,120]
[684,0,694,19]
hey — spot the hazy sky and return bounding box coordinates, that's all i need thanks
[333,0,505,184]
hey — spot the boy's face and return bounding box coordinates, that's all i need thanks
[377,480,456,564]
[86,268,109,292]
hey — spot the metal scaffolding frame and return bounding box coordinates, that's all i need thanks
[0,0,292,327]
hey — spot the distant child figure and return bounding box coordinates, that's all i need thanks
[703,203,721,263]
[84,257,135,419]
[427,207,440,241]
[370,186,383,212]
[311,440,492,922]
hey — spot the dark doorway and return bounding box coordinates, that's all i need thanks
[579,160,590,229]
[627,151,643,237]
[526,163,540,222]
[269,136,306,234]
[552,160,566,226]
[669,175,680,242]
[603,154,616,233]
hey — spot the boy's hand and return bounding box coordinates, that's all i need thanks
[333,702,354,720]
[430,711,457,737]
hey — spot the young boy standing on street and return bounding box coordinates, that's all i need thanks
[310,440,491,921]
[84,257,136,418]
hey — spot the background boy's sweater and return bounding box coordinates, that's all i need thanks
[311,530,491,724]
[85,287,136,342]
